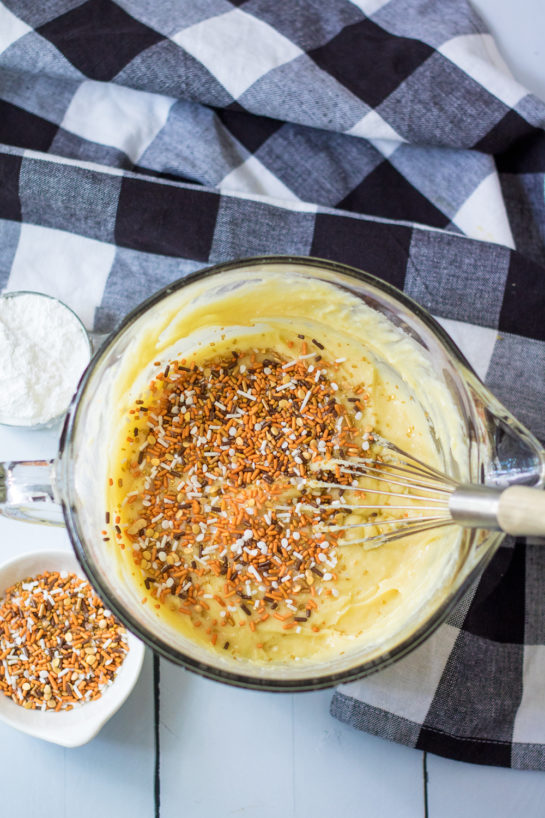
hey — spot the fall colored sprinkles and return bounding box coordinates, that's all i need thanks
[0,571,129,710]
[110,338,372,654]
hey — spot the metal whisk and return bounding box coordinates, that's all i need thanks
[308,436,545,549]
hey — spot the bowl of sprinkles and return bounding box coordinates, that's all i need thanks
[0,550,144,746]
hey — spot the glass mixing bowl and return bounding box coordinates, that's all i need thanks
[1,257,544,691]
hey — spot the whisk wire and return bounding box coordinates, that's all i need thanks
[327,514,452,532]
[337,464,454,494]
[306,481,450,505]
[347,518,455,550]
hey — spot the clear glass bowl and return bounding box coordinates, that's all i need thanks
[3,258,545,691]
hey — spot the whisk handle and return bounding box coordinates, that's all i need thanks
[450,485,545,537]
[497,486,545,537]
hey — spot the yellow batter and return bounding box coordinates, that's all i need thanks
[104,269,467,667]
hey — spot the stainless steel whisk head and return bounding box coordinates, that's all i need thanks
[308,436,545,549]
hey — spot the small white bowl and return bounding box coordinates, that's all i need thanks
[0,549,145,747]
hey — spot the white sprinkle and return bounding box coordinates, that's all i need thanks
[281,353,316,369]
[331,382,338,392]
[300,389,312,412]
[214,401,226,411]
[248,565,262,583]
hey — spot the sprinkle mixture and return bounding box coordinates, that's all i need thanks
[108,337,376,656]
[0,571,129,710]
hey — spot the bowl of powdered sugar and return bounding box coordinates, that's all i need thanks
[0,291,92,428]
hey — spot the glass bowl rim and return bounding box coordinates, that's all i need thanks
[59,254,508,691]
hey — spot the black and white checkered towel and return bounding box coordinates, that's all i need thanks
[1,0,545,769]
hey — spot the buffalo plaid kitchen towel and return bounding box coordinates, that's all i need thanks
[1,0,545,769]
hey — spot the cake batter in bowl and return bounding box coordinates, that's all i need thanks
[2,257,544,690]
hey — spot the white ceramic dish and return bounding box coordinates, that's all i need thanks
[0,549,145,747]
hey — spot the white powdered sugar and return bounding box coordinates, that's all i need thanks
[0,293,91,425]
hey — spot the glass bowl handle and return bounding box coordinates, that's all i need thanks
[0,460,64,526]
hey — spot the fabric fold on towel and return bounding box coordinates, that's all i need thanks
[2,0,545,260]
[1,0,544,769]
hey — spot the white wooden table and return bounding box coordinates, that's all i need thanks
[1,1,545,814]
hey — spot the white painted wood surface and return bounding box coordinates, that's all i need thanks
[159,667,424,818]
[1,2,545,815]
